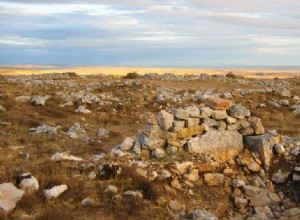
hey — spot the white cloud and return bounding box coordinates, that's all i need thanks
[0,35,47,46]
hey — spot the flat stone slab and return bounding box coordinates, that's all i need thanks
[187,130,243,161]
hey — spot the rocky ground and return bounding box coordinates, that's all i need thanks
[0,72,300,220]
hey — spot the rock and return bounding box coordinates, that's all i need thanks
[207,97,233,110]
[29,95,51,106]
[282,207,300,217]
[171,178,182,189]
[0,105,6,111]
[67,123,86,139]
[177,125,203,139]
[143,124,176,140]
[139,133,166,150]
[132,141,142,154]
[203,118,219,127]
[0,183,24,214]
[212,110,228,120]
[166,145,177,154]
[187,130,243,162]
[119,137,135,151]
[157,169,171,180]
[184,169,199,182]
[185,106,200,118]
[174,109,189,120]
[242,185,272,207]
[186,117,200,127]
[226,116,237,124]
[278,99,289,106]
[204,173,224,186]
[268,192,282,203]
[246,162,261,172]
[152,148,166,158]
[274,143,285,154]
[43,185,68,199]
[274,87,291,97]
[172,120,185,132]
[244,134,275,170]
[157,110,174,130]
[75,105,91,114]
[228,104,250,119]
[174,162,194,174]
[97,128,110,137]
[104,185,118,195]
[168,200,185,211]
[29,125,60,135]
[51,152,83,161]
[15,95,31,102]
[292,173,300,182]
[191,208,218,220]
[81,197,94,206]
[243,185,265,197]
[248,117,265,134]
[199,107,214,118]
[123,190,143,199]
[231,179,245,188]
[240,127,255,136]
[291,95,300,104]
[19,173,39,193]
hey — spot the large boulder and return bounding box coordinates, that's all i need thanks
[0,183,24,214]
[244,134,275,170]
[187,130,243,161]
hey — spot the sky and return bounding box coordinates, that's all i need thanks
[0,0,300,67]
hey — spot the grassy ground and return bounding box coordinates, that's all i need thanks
[0,74,299,219]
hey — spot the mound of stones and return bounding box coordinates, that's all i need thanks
[111,97,276,166]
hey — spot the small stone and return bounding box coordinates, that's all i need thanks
[207,97,233,110]
[271,172,289,184]
[104,185,118,195]
[204,173,224,186]
[228,104,250,119]
[119,137,135,151]
[231,179,245,188]
[186,117,200,127]
[81,197,94,206]
[157,169,171,180]
[168,200,185,211]
[226,116,237,124]
[246,162,260,172]
[152,148,166,158]
[174,109,189,120]
[184,169,199,182]
[199,107,214,118]
[75,105,91,114]
[192,208,218,220]
[43,185,68,200]
[212,110,228,120]
[19,173,39,193]
[274,144,285,154]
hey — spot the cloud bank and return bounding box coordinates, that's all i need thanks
[0,0,299,66]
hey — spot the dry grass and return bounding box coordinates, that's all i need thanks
[0,74,299,219]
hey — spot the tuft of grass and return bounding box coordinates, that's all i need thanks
[36,208,75,220]
[124,72,140,79]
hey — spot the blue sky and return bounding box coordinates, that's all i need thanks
[0,0,300,67]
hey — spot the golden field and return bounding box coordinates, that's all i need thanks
[0,65,299,79]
